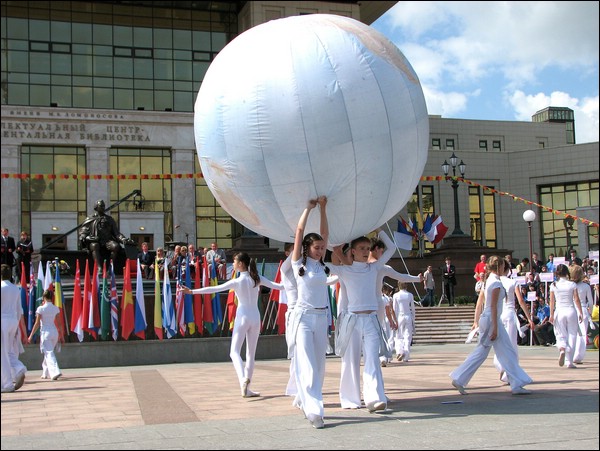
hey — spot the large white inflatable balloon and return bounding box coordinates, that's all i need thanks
[195,14,428,246]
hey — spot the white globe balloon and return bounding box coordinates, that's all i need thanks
[195,14,428,246]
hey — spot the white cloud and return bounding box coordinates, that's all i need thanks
[376,2,599,143]
[508,91,599,144]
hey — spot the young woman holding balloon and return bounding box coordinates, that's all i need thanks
[288,196,330,429]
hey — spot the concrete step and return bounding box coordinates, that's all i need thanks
[411,305,475,345]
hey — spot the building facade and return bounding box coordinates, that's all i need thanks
[2,1,598,265]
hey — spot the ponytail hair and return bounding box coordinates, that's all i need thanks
[234,252,260,287]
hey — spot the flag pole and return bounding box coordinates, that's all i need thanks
[385,222,424,301]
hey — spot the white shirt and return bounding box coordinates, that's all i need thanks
[292,257,329,309]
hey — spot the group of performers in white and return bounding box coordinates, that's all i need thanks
[4,196,593,428]
[181,196,592,429]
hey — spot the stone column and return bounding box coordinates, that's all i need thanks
[171,148,197,245]
[87,146,110,214]
[0,144,21,233]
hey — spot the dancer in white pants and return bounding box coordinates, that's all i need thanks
[290,197,330,429]
[549,264,583,368]
[1,264,27,392]
[393,282,416,362]
[28,289,63,380]
[280,245,298,396]
[331,230,395,413]
[450,256,533,395]
[570,265,594,364]
[494,259,534,382]
[378,284,397,366]
[180,252,283,397]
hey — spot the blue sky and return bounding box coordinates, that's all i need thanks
[372,1,599,144]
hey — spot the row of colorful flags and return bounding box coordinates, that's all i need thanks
[393,213,449,250]
[20,255,340,343]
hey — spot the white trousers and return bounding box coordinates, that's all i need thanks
[292,309,328,420]
[339,313,386,409]
[573,316,590,363]
[39,329,61,379]
[394,314,413,361]
[1,316,27,391]
[229,311,260,389]
[450,312,532,391]
[493,309,519,378]
[553,307,579,366]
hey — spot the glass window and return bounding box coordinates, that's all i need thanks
[479,140,487,151]
[114,88,134,109]
[431,139,441,150]
[29,20,50,41]
[492,140,501,151]
[2,5,237,111]
[109,149,172,238]
[30,84,51,106]
[72,23,93,44]
[20,146,87,240]
[539,181,599,258]
[446,139,455,150]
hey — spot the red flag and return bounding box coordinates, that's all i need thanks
[269,260,283,302]
[202,255,213,325]
[121,259,135,340]
[193,258,203,335]
[89,260,101,334]
[225,270,238,331]
[81,260,95,338]
[70,260,84,342]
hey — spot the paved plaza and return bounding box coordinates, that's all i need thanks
[1,344,598,450]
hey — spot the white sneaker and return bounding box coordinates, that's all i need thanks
[566,364,577,369]
[241,378,250,397]
[244,388,260,398]
[14,372,26,390]
[452,380,468,395]
[558,350,565,367]
[511,387,532,395]
[310,416,325,429]
[367,401,386,413]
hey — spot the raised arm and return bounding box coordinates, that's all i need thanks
[292,199,318,262]
[317,196,328,246]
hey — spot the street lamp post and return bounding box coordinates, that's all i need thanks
[523,209,536,347]
[441,152,467,236]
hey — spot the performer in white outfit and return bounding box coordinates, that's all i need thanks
[393,282,416,362]
[330,230,395,413]
[28,289,63,380]
[1,264,27,393]
[570,265,594,364]
[549,264,583,368]
[180,252,283,397]
[450,256,533,395]
[494,259,534,382]
[368,237,422,365]
[289,197,329,429]
[378,284,397,367]
[280,243,298,396]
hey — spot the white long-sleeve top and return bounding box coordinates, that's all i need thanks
[378,265,421,298]
[550,277,578,310]
[393,289,415,316]
[280,254,298,309]
[575,281,594,313]
[500,276,519,312]
[329,231,396,312]
[188,272,283,318]
[292,257,330,309]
